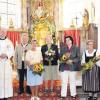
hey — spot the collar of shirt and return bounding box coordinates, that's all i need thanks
[21,43,28,48]
[0,37,7,40]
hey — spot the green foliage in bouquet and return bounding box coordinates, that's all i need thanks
[30,63,44,76]
[45,48,55,65]
[82,55,100,73]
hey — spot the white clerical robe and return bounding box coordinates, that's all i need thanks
[0,38,14,98]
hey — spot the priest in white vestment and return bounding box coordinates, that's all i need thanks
[0,28,14,99]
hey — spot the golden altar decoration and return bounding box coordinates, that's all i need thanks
[82,9,89,30]
[30,0,56,46]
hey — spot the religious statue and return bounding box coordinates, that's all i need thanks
[9,18,14,30]
[35,6,44,18]
[31,0,55,46]
[82,9,89,30]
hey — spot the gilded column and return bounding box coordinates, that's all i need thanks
[21,0,28,32]
[58,0,64,30]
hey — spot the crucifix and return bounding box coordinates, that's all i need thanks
[74,16,79,47]
[74,16,79,27]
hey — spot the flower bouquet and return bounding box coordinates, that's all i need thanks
[82,55,100,73]
[60,53,70,63]
[45,48,55,64]
[30,63,44,76]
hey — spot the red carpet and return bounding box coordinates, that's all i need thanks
[12,80,80,100]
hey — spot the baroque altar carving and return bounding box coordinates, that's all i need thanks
[30,0,56,46]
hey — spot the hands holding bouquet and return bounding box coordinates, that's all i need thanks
[30,63,44,76]
[45,48,55,61]
[82,55,100,73]
[60,53,73,64]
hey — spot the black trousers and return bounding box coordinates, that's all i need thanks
[18,61,31,94]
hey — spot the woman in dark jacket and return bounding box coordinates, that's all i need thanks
[59,36,80,100]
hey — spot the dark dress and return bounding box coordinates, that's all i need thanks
[82,51,100,92]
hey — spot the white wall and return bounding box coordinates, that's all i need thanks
[95,0,100,49]
[97,27,100,49]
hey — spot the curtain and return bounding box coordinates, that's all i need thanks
[64,29,80,47]
[7,31,21,48]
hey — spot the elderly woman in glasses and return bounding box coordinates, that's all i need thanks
[81,40,100,100]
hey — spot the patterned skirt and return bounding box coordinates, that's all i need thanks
[82,65,100,92]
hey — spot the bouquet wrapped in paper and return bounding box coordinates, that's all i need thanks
[30,63,44,76]
[82,55,100,73]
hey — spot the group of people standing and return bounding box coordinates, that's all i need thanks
[0,28,100,100]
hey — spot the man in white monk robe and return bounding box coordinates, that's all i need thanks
[0,28,14,100]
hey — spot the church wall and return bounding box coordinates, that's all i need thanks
[97,25,100,50]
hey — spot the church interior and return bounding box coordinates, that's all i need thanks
[0,0,100,100]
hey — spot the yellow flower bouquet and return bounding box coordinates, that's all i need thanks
[60,53,70,63]
[82,55,100,73]
[30,63,44,76]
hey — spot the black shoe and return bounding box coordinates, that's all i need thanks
[18,87,24,94]
[59,96,65,100]
[87,96,93,100]
[72,96,76,100]
[93,97,97,100]
[26,90,31,95]
[18,90,24,94]
[26,86,31,94]
[0,98,8,100]
[44,89,49,93]
[4,98,8,100]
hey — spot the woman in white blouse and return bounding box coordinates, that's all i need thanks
[81,40,100,100]
[26,39,43,100]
